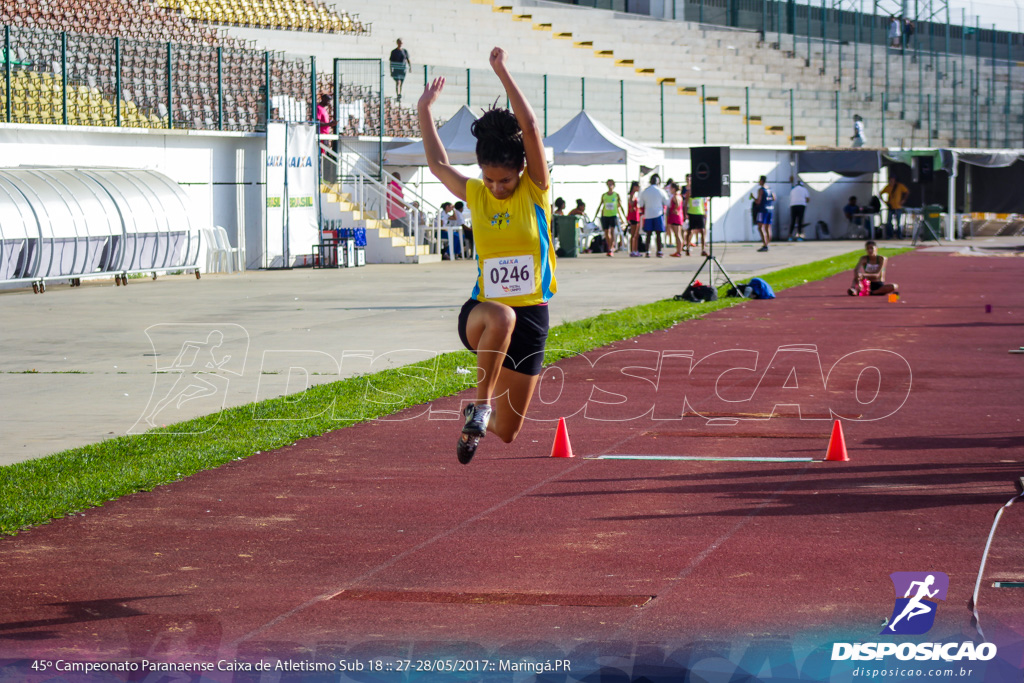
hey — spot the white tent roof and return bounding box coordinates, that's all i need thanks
[384,105,478,166]
[543,111,663,166]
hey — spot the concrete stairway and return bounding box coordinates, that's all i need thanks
[319,183,440,264]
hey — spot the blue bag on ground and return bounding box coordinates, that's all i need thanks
[745,277,775,299]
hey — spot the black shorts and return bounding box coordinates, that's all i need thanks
[687,214,705,231]
[869,280,885,292]
[600,216,617,230]
[458,299,549,376]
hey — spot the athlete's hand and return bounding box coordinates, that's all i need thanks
[489,47,509,73]
[418,77,445,112]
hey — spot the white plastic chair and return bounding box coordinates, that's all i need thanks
[213,226,241,273]
[201,228,225,274]
[576,215,601,253]
[204,228,234,274]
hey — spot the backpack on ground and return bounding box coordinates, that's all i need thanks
[729,277,776,299]
[679,284,718,303]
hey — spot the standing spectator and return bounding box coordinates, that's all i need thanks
[903,18,915,51]
[454,200,473,258]
[389,39,411,101]
[596,179,627,257]
[410,200,428,239]
[851,114,866,147]
[666,182,686,257]
[387,172,407,232]
[626,180,642,257]
[752,175,775,252]
[316,94,337,177]
[879,171,909,239]
[440,201,462,258]
[316,94,335,134]
[888,16,902,48]
[788,179,810,241]
[639,174,669,258]
[684,174,708,257]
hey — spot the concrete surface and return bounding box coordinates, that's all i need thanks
[0,238,1000,466]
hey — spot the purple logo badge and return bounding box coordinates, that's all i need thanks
[883,572,949,635]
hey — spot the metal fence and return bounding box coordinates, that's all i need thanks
[1,24,309,132]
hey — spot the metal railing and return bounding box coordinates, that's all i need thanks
[320,138,453,259]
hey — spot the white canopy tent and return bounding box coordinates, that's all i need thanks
[543,111,663,167]
[384,105,479,166]
[543,111,664,253]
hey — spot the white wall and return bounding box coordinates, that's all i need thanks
[1,124,880,274]
[0,124,265,265]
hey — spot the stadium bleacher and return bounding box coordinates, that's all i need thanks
[0,0,1020,145]
[0,0,422,137]
[220,0,1020,148]
[155,0,369,34]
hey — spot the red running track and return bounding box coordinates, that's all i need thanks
[0,248,1021,671]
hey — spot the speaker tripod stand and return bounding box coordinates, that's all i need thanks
[673,199,740,301]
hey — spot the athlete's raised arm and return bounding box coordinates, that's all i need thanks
[488,47,548,191]
[417,77,469,201]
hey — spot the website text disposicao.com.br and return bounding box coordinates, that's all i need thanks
[851,665,979,679]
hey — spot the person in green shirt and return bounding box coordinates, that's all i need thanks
[596,179,627,256]
[684,174,708,256]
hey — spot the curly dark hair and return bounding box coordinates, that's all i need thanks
[471,107,524,170]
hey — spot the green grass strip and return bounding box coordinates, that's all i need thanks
[0,248,910,535]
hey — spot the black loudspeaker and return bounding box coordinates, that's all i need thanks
[690,146,731,197]
[913,155,934,183]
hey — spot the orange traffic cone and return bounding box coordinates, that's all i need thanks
[824,419,849,462]
[550,417,574,458]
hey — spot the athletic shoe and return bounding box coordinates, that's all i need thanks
[457,403,492,465]
[757,245,769,252]
[656,251,663,258]
[645,252,650,258]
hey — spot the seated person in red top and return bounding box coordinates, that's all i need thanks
[848,241,898,296]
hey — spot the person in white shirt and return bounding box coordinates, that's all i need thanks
[888,16,902,48]
[638,174,670,257]
[788,180,810,241]
[851,114,866,147]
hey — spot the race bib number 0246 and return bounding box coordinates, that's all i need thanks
[483,255,535,299]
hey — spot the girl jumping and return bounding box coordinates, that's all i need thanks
[417,47,556,465]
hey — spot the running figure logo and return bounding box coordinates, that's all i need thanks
[129,324,249,434]
[883,572,948,635]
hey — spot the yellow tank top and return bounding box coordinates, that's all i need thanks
[466,171,557,307]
